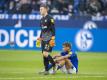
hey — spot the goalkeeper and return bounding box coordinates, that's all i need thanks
[36,4,56,75]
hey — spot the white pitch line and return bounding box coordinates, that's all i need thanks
[0,72,106,75]
[0,76,105,80]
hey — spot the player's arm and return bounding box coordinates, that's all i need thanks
[36,31,42,48]
[50,17,55,37]
[38,31,43,41]
[49,17,55,47]
[62,54,71,59]
[53,54,61,59]
[55,52,72,61]
[36,21,42,48]
[37,19,43,41]
[55,54,71,61]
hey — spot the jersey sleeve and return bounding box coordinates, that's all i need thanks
[40,31,42,38]
[39,19,42,38]
[49,17,55,36]
[60,52,66,56]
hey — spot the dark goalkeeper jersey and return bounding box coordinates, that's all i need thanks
[40,15,55,41]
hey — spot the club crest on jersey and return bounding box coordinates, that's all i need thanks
[51,19,54,23]
[45,19,47,22]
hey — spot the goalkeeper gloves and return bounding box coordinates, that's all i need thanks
[36,38,41,48]
[36,36,55,48]
[49,36,55,47]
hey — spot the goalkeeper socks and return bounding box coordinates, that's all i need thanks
[43,57,49,71]
[48,55,55,67]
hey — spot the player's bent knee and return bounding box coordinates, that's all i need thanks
[65,59,71,64]
[65,59,72,67]
[58,60,65,65]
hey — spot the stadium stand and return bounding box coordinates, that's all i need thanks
[0,0,106,16]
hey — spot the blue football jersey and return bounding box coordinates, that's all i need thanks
[60,50,78,72]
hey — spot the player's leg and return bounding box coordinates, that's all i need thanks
[43,51,49,72]
[41,41,55,75]
[47,55,59,71]
[57,59,72,74]
[39,41,49,75]
[65,59,77,74]
[65,59,72,70]
[48,53,56,70]
[58,59,72,74]
[50,58,71,74]
[49,58,66,74]
[46,45,56,72]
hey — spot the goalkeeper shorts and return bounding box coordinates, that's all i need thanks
[41,41,53,53]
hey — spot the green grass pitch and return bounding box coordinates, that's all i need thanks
[0,50,107,80]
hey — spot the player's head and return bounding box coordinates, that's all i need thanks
[40,4,48,16]
[62,42,72,51]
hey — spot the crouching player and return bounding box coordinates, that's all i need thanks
[48,42,78,74]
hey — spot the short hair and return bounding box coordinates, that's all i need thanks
[40,4,48,9]
[63,42,72,49]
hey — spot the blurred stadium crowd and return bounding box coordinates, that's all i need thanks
[0,0,107,16]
